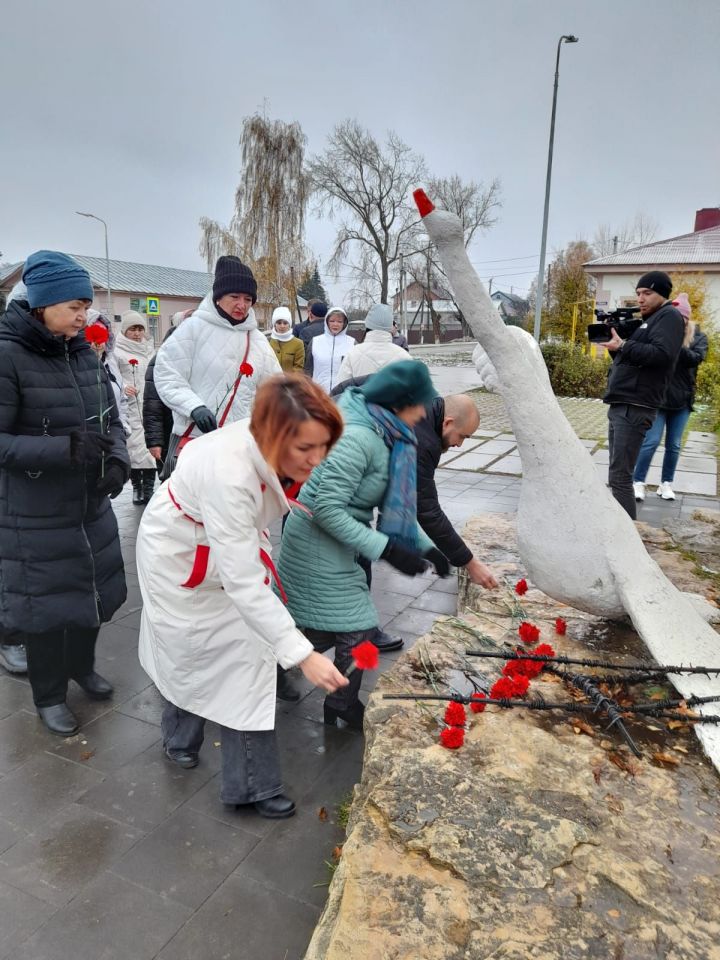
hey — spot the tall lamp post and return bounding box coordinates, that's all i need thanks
[532,34,579,342]
[76,211,114,320]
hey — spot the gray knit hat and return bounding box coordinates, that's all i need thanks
[364,303,393,332]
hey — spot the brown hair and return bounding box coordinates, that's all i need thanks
[250,373,343,471]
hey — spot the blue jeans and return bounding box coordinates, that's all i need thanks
[633,407,691,484]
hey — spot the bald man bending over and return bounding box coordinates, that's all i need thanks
[415,394,498,588]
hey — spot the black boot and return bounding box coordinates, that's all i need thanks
[73,671,114,700]
[253,794,296,819]
[131,469,144,505]
[37,702,79,737]
[324,700,365,730]
[142,469,156,503]
[276,665,301,702]
[0,642,28,674]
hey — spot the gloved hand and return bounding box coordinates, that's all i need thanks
[70,431,114,466]
[191,405,217,433]
[381,541,429,577]
[425,547,450,577]
[95,462,126,499]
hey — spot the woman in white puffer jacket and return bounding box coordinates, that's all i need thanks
[307,307,355,393]
[153,256,280,476]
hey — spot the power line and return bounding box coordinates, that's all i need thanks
[470,253,539,265]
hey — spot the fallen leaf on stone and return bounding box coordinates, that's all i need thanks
[318,806,328,821]
[667,720,691,731]
[646,725,662,732]
[600,739,612,750]
[652,752,681,767]
[672,745,689,754]
[79,750,95,761]
[649,691,667,701]
[604,793,624,814]
[332,845,343,860]
[608,752,639,776]
[213,741,221,747]
[665,844,674,862]
[607,909,621,918]
[570,718,595,737]
[591,765,603,784]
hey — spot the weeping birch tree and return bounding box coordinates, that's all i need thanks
[199,114,310,308]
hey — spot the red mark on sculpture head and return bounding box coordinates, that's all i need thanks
[413,189,435,218]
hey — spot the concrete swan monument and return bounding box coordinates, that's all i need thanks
[413,189,720,772]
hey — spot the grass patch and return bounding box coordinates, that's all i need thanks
[337,792,353,829]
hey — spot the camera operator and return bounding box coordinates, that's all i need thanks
[599,271,684,519]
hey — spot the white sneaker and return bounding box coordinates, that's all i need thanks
[657,482,676,501]
[633,482,646,502]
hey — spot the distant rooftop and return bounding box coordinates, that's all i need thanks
[0,255,213,298]
[585,225,720,268]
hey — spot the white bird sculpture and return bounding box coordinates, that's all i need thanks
[413,189,720,772]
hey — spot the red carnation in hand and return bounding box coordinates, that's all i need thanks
[514,578,528,596]
[470,692,487,714]
[443,701,466,727]
[350,640,379,671]
[128,358,139,367]
[440,726,464,749]
[239,361,254,377]
[554,617,567,635]
[85,323,109,346]
[518,621,541,645]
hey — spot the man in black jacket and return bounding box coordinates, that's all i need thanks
[600,271,684,519]
[416,394,498,588]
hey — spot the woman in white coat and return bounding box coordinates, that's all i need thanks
[137,374,348,819]
[153,256,280,478]
[114,310,157,503]
[337,303,412,383]
[307,307,355,393]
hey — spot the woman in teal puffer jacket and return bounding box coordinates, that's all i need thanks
[277,361,449,729]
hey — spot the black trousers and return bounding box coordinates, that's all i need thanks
[608,403,656,520]
[162,701,283,804]
[301,626,377,711]
[24,626,100,707]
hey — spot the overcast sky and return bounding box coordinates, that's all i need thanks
[2,0,719,301]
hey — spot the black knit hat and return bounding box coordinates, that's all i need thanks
[213,256,257,304]
[310,300,328,319]
[636,270,672,299]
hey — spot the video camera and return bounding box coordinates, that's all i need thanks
[587,306,642,343]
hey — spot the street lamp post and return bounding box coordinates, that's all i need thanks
[76,211,113,320]
[532,34,579,342]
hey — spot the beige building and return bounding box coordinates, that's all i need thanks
[0,256,308,343]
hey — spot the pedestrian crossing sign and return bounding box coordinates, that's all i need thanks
[146,297,160,315]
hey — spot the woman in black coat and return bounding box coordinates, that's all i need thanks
[0,251,130,736]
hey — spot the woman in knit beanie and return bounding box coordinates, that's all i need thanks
[0,251,129,736]
[114,311,157,504]
[633,292,708,502]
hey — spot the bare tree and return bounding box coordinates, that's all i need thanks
[309,120,429,302]
[199,114,310,308]
[592,212,660,258]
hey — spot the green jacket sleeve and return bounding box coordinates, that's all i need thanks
[293,339,305,371]
[310,432,389,561]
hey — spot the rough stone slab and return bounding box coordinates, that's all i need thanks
[306,514,720,960]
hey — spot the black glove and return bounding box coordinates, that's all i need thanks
[70,431,114,466]
[381,541,429,577]
[95,461,126,499]
[191,405,217,433]
[425,547,450,578]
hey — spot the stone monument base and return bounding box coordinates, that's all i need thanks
[305,513,720,960]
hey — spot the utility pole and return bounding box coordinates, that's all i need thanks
[76,211,113,319]
[612,235,619,254]
[488,277,493,295]
[399,253,406,338]
[532,34,580,341]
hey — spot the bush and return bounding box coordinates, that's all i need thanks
[695,326,720,430]
[540,342,609,398]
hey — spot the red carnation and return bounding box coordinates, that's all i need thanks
[239,361,254,377]
[440,726,464,749]
[128,358,139,367]
[443,701,466,727]
[554,617,567,635]
[469,692,487,714]
[514,578,528,596]
[350,640,379,671]
[503,657,540,680]
[518,621,540,645]
[85,323,109,346]
[533,643,556,660]
[490,675,529,700]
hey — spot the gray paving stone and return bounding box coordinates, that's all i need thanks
[0,676,31,720]
[10,870,191,960]
[0,879,57,960]
[0,803,143,906]
[443,451,498,471]
[0,709,60,775]
[0,754,105,831]
[155,873,319,960]
[410,590,458,615]
[50,710,161,773]
[111,805,258,909]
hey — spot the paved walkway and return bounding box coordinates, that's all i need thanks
[0,369,717,958]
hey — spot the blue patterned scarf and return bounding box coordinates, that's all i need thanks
[366,402,419,550]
